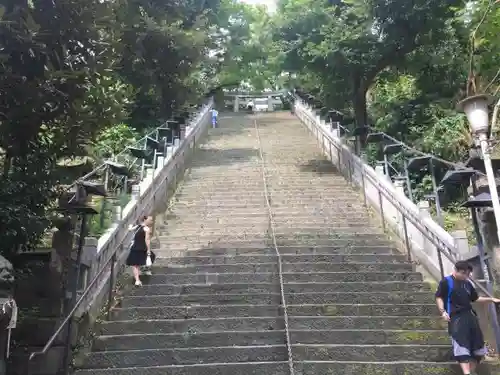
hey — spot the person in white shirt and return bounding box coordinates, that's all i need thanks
[210,108,219,128]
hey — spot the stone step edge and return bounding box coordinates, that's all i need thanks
[155,254,404,260]
[141,271,420,277]
[74,360,463,374]
[87,343,450,355]
[127,281,425,287]
[153,261,410,268]
[122,291,430,299]
[113,302,436,311]
[97,328,446,339]
[103,315,439,324]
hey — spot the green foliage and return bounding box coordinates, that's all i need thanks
[275,0,463,125]
[0,0,232,257]
[270,0,500,239]
[93,124,140,160]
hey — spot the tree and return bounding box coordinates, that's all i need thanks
[275,0,462,127]
[0,0,228,256]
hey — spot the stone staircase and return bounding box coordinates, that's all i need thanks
[75,112,472,374]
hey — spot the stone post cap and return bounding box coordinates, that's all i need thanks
[84,237,98,246]
[375,165,385,175]
[393,179,405,188]
[417,200,430,209]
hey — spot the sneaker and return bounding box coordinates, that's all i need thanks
[134,280,142,286]
[143,270,152,276]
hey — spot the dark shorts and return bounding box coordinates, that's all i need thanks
[450,310,486,362]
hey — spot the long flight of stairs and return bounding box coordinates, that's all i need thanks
[75,112,485,374]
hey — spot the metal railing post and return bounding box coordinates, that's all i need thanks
[360,154,367,207]
[62,214,88,375]
[402,216,411,262]
[378,188,385,232]
[106,251,117,320]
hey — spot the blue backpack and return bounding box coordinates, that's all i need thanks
[444,275,454,314]
[444,275,472,314]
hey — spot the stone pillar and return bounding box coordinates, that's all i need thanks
[331,128,340,138]
[417,200,437,264]
[394,179,405,195]
[157,156,165,168]
[166,145,174,160]
[267,96,273,111]
[234,96,239,112]
[131,184,141,201]
[81,237,98,282]
[375,164,385,179]
[418,200,431,217]
[451,230,470,259]
[113,205,122,222]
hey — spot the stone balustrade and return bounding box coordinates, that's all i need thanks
[294,98,478,281]
[74,99,213,319]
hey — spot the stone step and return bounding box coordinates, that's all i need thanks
[167,246,400,256]
[101,317,284,335]
[73,360,493,375]
[111,303,438,320]
[150,262,413,275]
[157,254,407,266]
[157,237,394,247]
[294,344,451,362]
[176,182,357,189]
[164,211,369,219]
[120,291,433,308]
[159,228,382,236]
[169,206,366,213]
[171,197,360,205]
[81,345,288,368]
[82,343,452,369]
[94,329,449,351]
[126,282,428,297]
[101,315,444,336]
[162,220,372,228]
[164,220,373,228]
[173,194,356,201]
[146,271,422,285]
[94,330,287,351]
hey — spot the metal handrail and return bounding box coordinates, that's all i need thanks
[295,97,500,351]
[62,104,206,193]
[29,247,116,362]
[27,101,213,374]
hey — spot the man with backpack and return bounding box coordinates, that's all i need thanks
[435,261,500,375]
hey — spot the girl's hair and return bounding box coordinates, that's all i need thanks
[137,215,150,225]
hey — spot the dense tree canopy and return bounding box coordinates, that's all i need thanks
[0,0,252,256]
[1,0,500,256]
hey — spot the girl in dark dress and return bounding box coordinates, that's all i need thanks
[126,215,154,286]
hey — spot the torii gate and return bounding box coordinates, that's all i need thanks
[224,91,287,112]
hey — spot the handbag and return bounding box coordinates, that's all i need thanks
[146,251,156,267]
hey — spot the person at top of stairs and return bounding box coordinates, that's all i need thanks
[126,215,155,286]
[435,260,500,375]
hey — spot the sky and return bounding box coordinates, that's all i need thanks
[239,0,276,12]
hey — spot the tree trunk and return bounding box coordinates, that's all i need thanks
[353,89,368,127]
[352,86,368,154]
[2,152,12,178]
